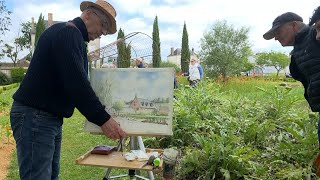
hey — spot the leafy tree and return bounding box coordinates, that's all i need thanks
[19,22,32,48]
[2,20,34,65]
[117,28,131,68]
[181,22,190,73]
[0,0,11,59]
[152,16,161,68]
[35,13,45,47]
[0,0,11,43]
[1,19,31,66]
[2,40,22,67]
[241,60,255,74]
[16,21,33,61]
[199,20,252,80]
[112,101,125,115]
[255,51,290,76]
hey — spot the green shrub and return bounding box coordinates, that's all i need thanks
[3,83,18,91]
[151,80,315,180]
[0,71,11,85]
[13,83,19,88]
[176,76,188,86]
[11,67,26,83]
[160,61,181,73]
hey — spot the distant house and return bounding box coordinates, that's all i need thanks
[0,60,30,78]
[167,47,199,68]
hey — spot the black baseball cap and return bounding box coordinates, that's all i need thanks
[263,12,303,40]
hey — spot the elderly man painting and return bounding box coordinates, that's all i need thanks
[10,1,126,179]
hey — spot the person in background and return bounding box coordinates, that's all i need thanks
[9,1,126,179]
[174,75,178,89]
[101,63,116,68]
[309,6,320,40]
[184,58,201,87]
[263,11,320,175]
[196,60,204,80]
[135,57,145,68]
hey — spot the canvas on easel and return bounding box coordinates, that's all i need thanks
[84,68,174,136]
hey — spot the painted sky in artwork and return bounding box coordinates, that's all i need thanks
[91,68,174,102]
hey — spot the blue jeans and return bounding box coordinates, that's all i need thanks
[10,101,63,180]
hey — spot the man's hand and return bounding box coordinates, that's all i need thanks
[100,117,126,140]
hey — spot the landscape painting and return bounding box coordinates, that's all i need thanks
[84,68,174,136]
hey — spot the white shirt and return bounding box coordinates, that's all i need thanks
[189,64,200,81]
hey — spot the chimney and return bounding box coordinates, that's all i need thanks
[31,17,36,55]
[31,17,35,31]
[170,47,174,56]
[48,13,53,27]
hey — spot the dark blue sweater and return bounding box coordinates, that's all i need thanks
[13,17,110,126]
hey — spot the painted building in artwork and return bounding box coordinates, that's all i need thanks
[128,94,156,112]
[125,94,169,116]
[158,106,169,116]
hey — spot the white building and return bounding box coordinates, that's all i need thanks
[167,47,199,68]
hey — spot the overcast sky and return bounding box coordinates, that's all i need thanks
[3,0,320,61]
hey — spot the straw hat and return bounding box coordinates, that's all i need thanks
[80,0,117,34]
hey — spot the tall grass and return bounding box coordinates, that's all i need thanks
[219,77,304,99]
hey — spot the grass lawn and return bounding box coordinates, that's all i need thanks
[5,106,158,179]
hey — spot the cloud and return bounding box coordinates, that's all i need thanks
[113,0,152,14]
[2,0,320,62]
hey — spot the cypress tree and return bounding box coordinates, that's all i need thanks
[117,28,126,68]
[35,13,45,47]
[152,16,161,68]
[125,43,131,67]
[116,28,131,68]
[181,22,190,73]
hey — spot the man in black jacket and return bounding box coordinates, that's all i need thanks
[309,6,320,175]
[264,11,320,173]
[310,6,320,40]
[10,1,126,179]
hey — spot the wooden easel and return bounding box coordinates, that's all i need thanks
[76,136,161,180]
[102,136,155,180]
